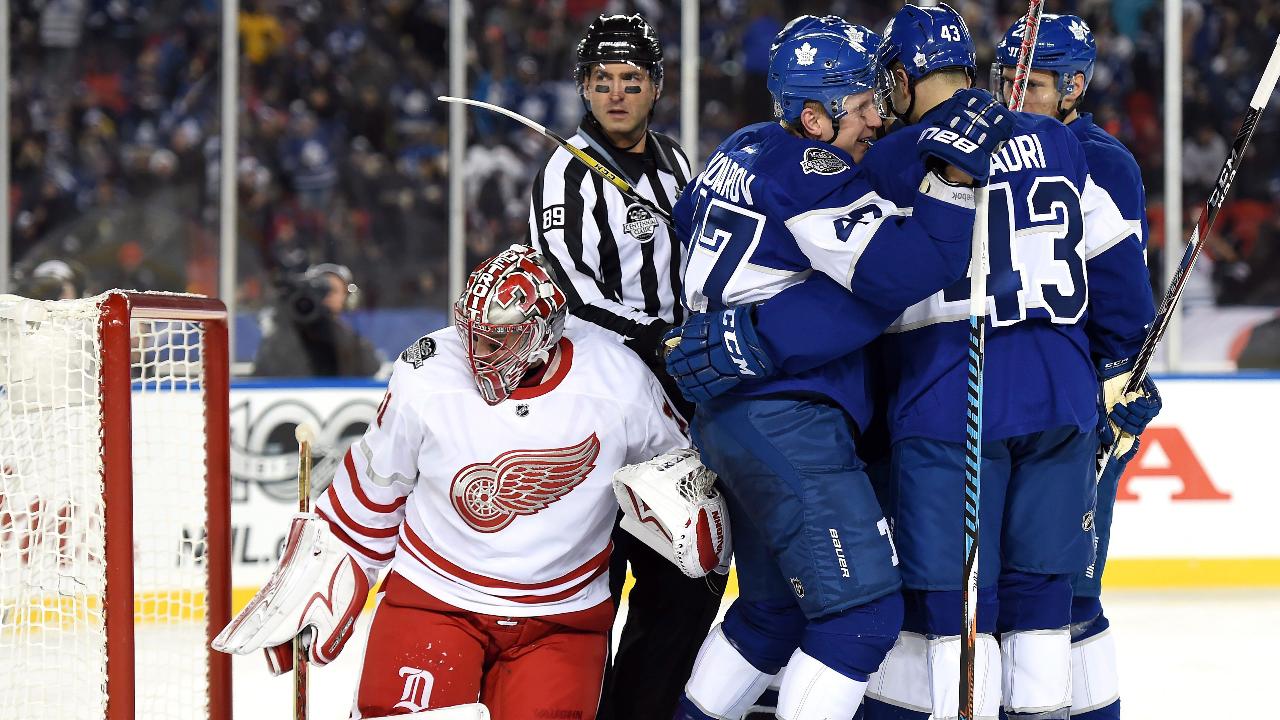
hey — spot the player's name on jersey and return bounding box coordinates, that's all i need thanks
[699,151,758,204]
[989,134,1048,177]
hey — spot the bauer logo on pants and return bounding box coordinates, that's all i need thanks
[623,204,658,241]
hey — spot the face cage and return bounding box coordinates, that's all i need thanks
[454,311,550,405]
[990,63,1079,114]
[873,64,900,120]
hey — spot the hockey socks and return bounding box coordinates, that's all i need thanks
[776,649,869,720]
[1069,606,1119,719]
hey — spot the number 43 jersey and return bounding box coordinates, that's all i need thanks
[860,111,1154,443]
[672,121,978,428]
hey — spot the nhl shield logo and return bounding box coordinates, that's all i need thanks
[799,147,849,176]
[1082,510,1095,532]
[623,204,659,242]
[790,577,805,599]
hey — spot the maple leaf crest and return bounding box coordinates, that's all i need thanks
[795,42,818,66]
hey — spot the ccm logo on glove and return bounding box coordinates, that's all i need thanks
[721,309,758,376]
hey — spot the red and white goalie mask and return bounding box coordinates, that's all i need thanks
[454,245,568,405]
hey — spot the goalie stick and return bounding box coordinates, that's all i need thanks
[294,424,315,720]
[437,96,674,227]
[959,2,1043,719]
[1095,34,1280,482]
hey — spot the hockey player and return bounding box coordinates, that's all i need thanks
[664,22,1016,720]
[991,15,1163,719]
[213,245,692,719]
[664,5,1156,719]
[526,16,725,720]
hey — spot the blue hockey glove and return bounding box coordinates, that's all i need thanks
[1098,357,1162,460]
[917,88,1015,184]
[663,306,775,403]
[1099,415,1141,465]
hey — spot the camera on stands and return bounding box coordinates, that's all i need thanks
[278,263,358,325]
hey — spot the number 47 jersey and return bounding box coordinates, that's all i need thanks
[671,121,978,427]
[862,112,1155,444]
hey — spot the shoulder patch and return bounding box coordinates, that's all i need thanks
[623,203,659,242]
[400,336,437,368]
[800,147,849,176]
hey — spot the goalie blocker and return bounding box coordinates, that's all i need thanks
[613,449,732,579]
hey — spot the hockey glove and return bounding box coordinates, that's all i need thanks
[1098,357,1163,460]
[663,305,775,403]
[212,513,371,675]
[917,88,1015,184]
[613,448,732,577]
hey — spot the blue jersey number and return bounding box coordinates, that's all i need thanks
[687,196,766,311]
[943,178,1085,325]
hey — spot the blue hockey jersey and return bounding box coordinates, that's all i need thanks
[753,110,1153,443]
[674,121,977,429]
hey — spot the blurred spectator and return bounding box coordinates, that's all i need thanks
[13,258,89,300]
[253,263,383,377]
[1182,124,1227,196]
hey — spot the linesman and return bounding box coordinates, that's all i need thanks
[527,13,724,720]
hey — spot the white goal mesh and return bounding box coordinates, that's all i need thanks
[0,292,230,720]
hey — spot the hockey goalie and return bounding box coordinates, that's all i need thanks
[213,245,729,719]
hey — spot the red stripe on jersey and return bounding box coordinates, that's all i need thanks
[397,538,611,605]
[343,450,408,514]
[324,484,401,539]
[401,521,611,591]
[509,338,573,400]
[316,508,395,562]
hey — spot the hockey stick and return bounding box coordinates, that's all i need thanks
[437,96,674,227]
[1094,34,1280,482]
[293,424,315,720]
[959,3,1043,719]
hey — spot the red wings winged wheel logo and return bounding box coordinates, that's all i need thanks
[450,434,601,532]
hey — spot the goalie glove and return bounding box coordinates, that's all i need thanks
[1099,357,1163,460]
[212,513,371,675]
[613,448,732,578]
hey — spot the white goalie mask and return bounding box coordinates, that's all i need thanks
[454,245,568,405]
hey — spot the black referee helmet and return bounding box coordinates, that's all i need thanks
[575,14,664,89]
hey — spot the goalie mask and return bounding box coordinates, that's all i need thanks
[454,245,568,406]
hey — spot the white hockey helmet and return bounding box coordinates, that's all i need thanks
[454,245,568,405]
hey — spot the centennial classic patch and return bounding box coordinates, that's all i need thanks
[400,336,437,368]
[623,203,659,241]
[800,147,849,176]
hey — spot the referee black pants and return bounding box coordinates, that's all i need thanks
[597,518,726,720]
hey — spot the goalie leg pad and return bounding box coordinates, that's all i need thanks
[212,513,371,673]
[776,649,868,720]
[682,623,779,719]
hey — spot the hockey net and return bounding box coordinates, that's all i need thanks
[0,291,231,720]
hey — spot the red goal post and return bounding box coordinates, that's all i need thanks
[0,290,231,720]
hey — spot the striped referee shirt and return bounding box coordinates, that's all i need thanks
[528,117,691,356]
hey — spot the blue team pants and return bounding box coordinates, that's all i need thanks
[694,394,902,617]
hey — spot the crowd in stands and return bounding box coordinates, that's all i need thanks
[8,0,1280,320]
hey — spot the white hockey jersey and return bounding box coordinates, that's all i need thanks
[315,319,689,617]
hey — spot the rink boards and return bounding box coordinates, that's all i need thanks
[223,376,1280,612]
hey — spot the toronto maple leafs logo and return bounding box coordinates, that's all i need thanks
[450,434,600,532]
[913,51,928,68]
[1068,19,1090,41]
[799,146,849,176]
[845,26,867,52]
[795,42,818,66]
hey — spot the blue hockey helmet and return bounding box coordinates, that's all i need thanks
[875,3,976,118]
[768,28,879,128]
[769,15,840,61]
[992,14,1097,105]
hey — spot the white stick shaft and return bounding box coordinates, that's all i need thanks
[1250,37,1280,109]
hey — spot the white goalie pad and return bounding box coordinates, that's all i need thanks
[212,513,371,674]
[612,448,731,578]
[364,704,491,719]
